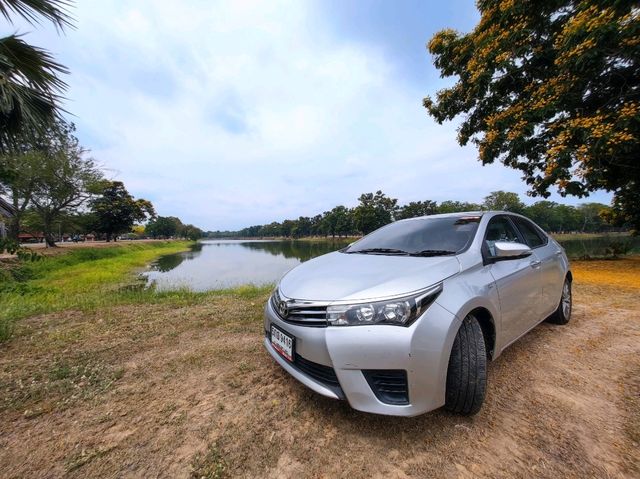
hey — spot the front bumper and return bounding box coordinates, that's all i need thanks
[263,298,461,416]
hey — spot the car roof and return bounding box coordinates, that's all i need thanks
[397,210,529,221]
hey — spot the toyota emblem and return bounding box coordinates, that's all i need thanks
[278,300,288,318]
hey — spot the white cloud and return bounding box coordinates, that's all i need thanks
[16,0,611,230]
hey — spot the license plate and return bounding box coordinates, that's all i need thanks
[271,325,294,362]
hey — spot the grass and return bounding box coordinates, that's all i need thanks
[191,443,228,479]
[0,241,194,341]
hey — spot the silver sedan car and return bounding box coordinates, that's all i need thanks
[263,211,571,416]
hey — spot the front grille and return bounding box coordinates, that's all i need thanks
[271,290,328,327]
[363,370,409,405]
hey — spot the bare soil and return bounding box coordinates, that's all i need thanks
[0,259,638,478]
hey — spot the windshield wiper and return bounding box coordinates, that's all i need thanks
[409,249,457,257]
[347,248,410,255]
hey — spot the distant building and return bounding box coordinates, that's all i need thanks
[0,197,15,239]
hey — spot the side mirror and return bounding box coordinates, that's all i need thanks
[493,241,532,259]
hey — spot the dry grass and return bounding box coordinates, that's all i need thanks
[0,258,638,478]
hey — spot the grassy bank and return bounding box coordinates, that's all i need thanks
[0,241,209,341]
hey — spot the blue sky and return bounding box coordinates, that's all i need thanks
[11,0,611,230]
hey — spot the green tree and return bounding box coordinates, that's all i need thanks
[436,200,481,214]
[604,186,640,233]
[280,219,295,238]
[0,150,41,239]
[146,216,182,239]
[396,200,438,220]
[25,121,102,246]
[180,224,203,241]
[353,191,398,234]
[90,181,155,241]
[424,1,639,231]
[576,202,610,233]
[291,216,312,238]
[320,205,353,238]
[0,1,72,149]
[482,191,525,214]
[555,204,582,232]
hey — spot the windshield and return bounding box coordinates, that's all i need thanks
[344,216,481,256]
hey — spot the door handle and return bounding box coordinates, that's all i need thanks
[555,250,562,256]
[530,260,541,268]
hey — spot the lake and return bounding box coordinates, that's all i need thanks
[144,239,351,291]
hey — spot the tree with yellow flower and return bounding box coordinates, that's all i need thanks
[424,0,639,231]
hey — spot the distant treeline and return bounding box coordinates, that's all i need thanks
[207,190,620,239]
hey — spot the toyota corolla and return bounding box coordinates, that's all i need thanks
[263,211,571,416]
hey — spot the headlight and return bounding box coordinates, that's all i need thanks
[326,283,442,327]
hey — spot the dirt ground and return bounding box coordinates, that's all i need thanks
[0,258,638,478]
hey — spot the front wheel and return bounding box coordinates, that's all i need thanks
[547,277,572,325]
[445,314,487,416]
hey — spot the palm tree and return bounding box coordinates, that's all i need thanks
[0,1,73,151]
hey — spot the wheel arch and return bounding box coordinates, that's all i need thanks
[466,307,496,360]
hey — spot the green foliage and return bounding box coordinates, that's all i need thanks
[482,191,525,214]
[321,205,353,237]
[26,121,103,246]
[396,200,437,220]
[90,181,155,241]
[353,190,398,234]
[146,216,181,238]
[435,200,481,214]
[603,181,640,233]
[425,1,639,231]
[0,1,73,146]
[145,215,203,241]
[0,236,40,259]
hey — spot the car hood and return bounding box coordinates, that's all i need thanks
[278,251,461,302]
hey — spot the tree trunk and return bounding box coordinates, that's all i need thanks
[44,232,57,247]
[8,216,20,241]
[43,218,57,247]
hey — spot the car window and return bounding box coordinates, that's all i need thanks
[484,216,521,257]
[512,217,547,248]
[345,216,481,255]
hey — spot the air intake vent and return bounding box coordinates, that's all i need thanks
[362,370,409,405]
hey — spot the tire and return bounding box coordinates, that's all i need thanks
[547,277,572,325]
[445,314,487,416]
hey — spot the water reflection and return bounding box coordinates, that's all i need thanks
[144,239,350,291]
[153,242,204,272]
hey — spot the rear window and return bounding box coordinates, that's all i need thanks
[512,217,547,248]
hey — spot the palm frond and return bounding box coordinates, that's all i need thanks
[0,0,73,30]
[0,34,68,149]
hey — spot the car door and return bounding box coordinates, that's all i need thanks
[510,216,565,318]
[483,215,543,347]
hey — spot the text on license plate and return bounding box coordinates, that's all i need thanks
[271,325,294,362]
